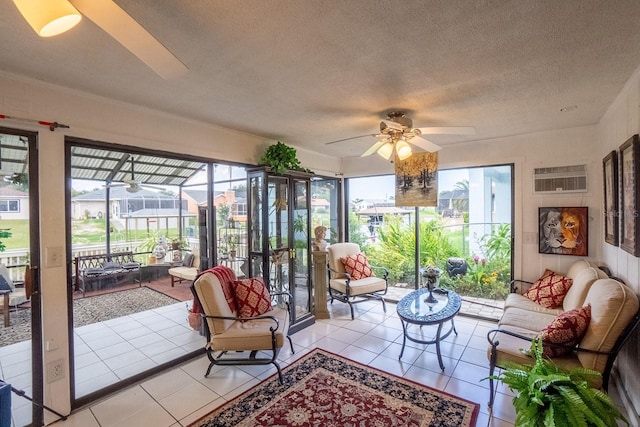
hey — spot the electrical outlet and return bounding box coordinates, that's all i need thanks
[46,359,65,384]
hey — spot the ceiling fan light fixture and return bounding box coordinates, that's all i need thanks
[396,140,412,160]
[13,0,82,37]
[377,142,394,160]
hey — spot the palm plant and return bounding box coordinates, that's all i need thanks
[491,338,628,427]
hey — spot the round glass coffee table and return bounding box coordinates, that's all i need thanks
[397,288,461,371]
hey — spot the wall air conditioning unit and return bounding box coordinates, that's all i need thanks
[533,164,587,194]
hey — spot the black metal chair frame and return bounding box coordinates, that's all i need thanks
[486,308,640,408]
[191,284,295,384]
[326,264,389,319]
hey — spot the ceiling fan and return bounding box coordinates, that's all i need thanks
[103,157,165,193]
[12,0,188,80]
[326,111,476,161]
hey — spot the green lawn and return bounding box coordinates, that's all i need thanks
[72,219,185,245]
[0,219,30,249]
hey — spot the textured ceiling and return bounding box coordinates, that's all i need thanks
[1,1,640,159]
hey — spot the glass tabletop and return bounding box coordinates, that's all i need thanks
[396,288,461,323]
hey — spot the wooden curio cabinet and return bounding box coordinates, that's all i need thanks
[247,167,314,332]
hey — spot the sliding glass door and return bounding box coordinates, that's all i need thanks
[0,127,41,427]
[66,140,210,407]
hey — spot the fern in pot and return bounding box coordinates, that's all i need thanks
[490,337,628,427]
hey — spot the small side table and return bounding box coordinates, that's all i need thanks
[1,290,9,327]
[397,288,461,371]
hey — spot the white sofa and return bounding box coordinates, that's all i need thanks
[487,259,640,407]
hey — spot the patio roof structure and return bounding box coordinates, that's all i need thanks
[70,146,206,187]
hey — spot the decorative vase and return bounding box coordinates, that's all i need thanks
[420,266,442,304]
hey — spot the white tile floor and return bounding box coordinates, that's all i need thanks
[73,302,202,397]
[50,299,520,427]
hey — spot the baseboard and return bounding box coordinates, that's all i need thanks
[612,369,640,427]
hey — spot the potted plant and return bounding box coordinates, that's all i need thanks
[226,235,238,259]
[171,237,187,251]
[259,141,312,175]
[490,338,628,426]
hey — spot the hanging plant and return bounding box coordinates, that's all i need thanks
[259,141,311,174]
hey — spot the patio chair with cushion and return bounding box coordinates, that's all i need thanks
[191,266,294,384]
[327,243,388,319]
[0,264,31,327]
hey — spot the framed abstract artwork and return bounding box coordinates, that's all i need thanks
[603,150,618,246]
[394,152,438,207]
[538,207,588,256]
[619,134,640,256]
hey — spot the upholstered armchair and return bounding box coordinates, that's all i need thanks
[326,243,388,319]
[191,266,294,384]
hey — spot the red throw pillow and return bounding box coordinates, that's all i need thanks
[523,269,573,308]
[340,253,375,280]
[233,277,272,318]
[538,304,591,357]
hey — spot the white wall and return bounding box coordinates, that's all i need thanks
[597,66,640,421]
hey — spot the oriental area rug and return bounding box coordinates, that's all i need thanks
[189,348,479,427]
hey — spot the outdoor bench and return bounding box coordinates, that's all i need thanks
[74,252,141,296]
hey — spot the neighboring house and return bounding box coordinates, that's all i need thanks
[311,198,330,212]
[71,187,195,231]
[355,205,413,226]
[182,189,247,224]
[181,189,208,213]
[0,186,29,220]
[438,189,468,217]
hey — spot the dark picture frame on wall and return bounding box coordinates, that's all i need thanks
[538,207,588,256]
[603,150,618,246]
[619,134,640,256]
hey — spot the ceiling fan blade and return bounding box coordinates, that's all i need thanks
[70,0,188,80]
[361,139,388,157]
[325,134,377,145]
[417,126,476,135]
[408,136,442,153]
[141,184,166,191]
[103,183,127,188]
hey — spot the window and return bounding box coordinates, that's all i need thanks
[346,164,513,318]
[0,199,19,212]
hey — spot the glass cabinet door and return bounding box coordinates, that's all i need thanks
[292,179,311,322]
[267,176,291,299]
[247,168,314,331]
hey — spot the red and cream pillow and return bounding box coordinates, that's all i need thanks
[233,277,272,318]
[340,253,375,280]
[523,269,573,308]
[538,304,591,358]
